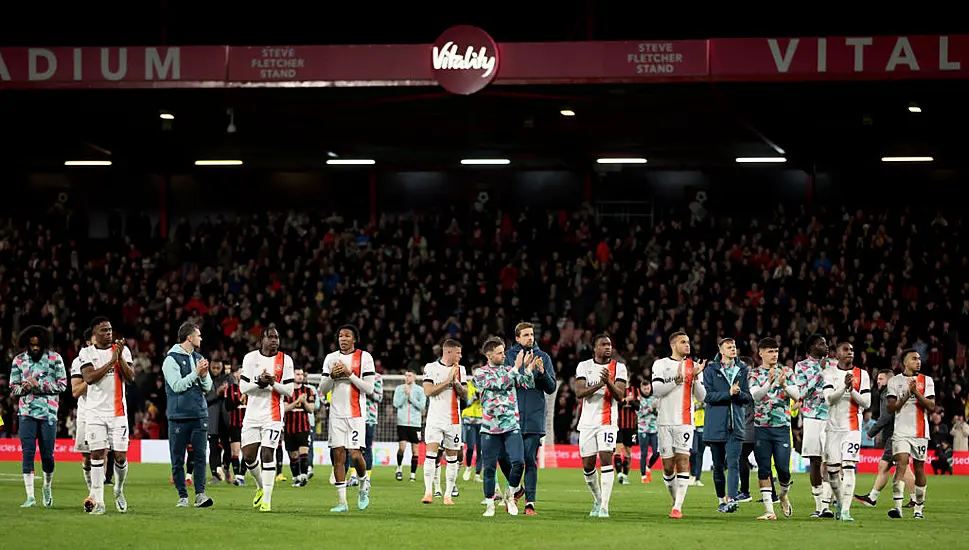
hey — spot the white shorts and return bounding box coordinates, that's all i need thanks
[241,422,283,449]
[893,436,929,462]
[425,423,463,451]
[658,425,694,459]
[329,417,367,450]
[801,417,827,458]
[825,430,862,465]
[578,425,618,458]
[86,415,129,452]
[73,419,89,453]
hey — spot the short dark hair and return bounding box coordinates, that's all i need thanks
[89,316,110,330]
[443,338,462,349]
[481,336,505,355]
[177,322,199,343]
[18,325,50,350]
[669,331,688,344]
[878,368,894,377]
[337,324,359,341]
[899,348,919,364]
[515,322,534,337]
[593,333,611,347]
[718,337,735,347]
[83,328,93,342]
[759,337,779,350]
[806,333,824,349]
[262,323,278,337]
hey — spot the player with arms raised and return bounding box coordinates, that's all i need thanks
[79,317,134,515]
[240,325,295,512]
[421,339,468,505]
[822,342,871,522]
[651,331,706,519]
[319,325,376,512]
[886,348,934,519]
[574,334,627,518]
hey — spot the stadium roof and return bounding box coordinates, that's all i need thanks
[3,79,965,172]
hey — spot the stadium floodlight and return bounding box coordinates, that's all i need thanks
[735,157,787,163]
[596,158,647,164]
[195,160,243,166]
[160,113,174,120]
[560,109,576,117]
[326,159,376,165]
[460,159,511,165]
[881,156,933,162]
[908,105,922,113]
[65,160,112,166]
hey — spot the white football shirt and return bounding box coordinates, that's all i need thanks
[241,350,295,425]
[322,349,375,419]
[822,366,871,432]
[70,356,87,413]
[887,373,935,439]
[78,344,133,420]
[423,361,469,428]
[652,357,706,427]
[575,358,628,430]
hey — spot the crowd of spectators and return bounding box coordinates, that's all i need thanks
[1,201,968,457]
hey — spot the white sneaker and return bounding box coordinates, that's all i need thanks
[176,497,189,507]
[474,474,483,483]
[114,487,128,513]
[483,500,495,517]
[42,486,53,508]
[462,467,472,482]
[505,487,519,516]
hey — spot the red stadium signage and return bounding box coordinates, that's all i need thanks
[431,25,499,95]
[0,34,966,89]
[0,438,142,462]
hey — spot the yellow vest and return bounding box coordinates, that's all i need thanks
[462,380,482,419]
[694,398,704,428]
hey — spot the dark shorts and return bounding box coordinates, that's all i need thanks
[397,425,421,444]
[881,437,894,463]
[228,426,242,444]
[619,428,636,447]
[284,432,310,453]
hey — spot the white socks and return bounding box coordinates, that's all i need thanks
[261,462,276,505]
[90,459,105,505]
[761,487,775,515]
[914,485,926,514]
[812,485,823,512]
[83,467,92,491]
[246,460,264,489]
[822,480,833,511]
[840,466,856,515]
[600,466,615,511]
[826,468,842,508]
[445,456,459,498]
[583,469,601,504]
[423,454,438,495]
[114,461,128,492]
[336,481,348,505]
[868,488,880,502]
[663,474,676,501]
[43,472,53,489]
[673,473,690,511]
[23,473,35,499]
[434,460,442,493]
[892,480,905,510]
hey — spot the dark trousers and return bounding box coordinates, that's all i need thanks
[522,433,542,503]
[482,430,524,499]
[170,418,208,498]
[19,416,56,475]
[739,441,756,493]
[754,427,791,483]
[690,429,705,480]
[208,430,230,474]
[639,432,660,474]
[463,423,482,472]
[708,434,743,499]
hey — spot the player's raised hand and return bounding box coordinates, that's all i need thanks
[674,361,685,385]
[730,381,740,396]
[403,384,411,396]
[844,372,854,388]
[449,364,461,383]
[534,357,545,374]
[768,366,777,385]
[514,350,525,369]
[600,366,612,382]
[908,377,918,395]
[694,359,708,375]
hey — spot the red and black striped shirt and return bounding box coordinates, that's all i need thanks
[224,384,245,428]
[285,385,315,434]
[618,386,641,430]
